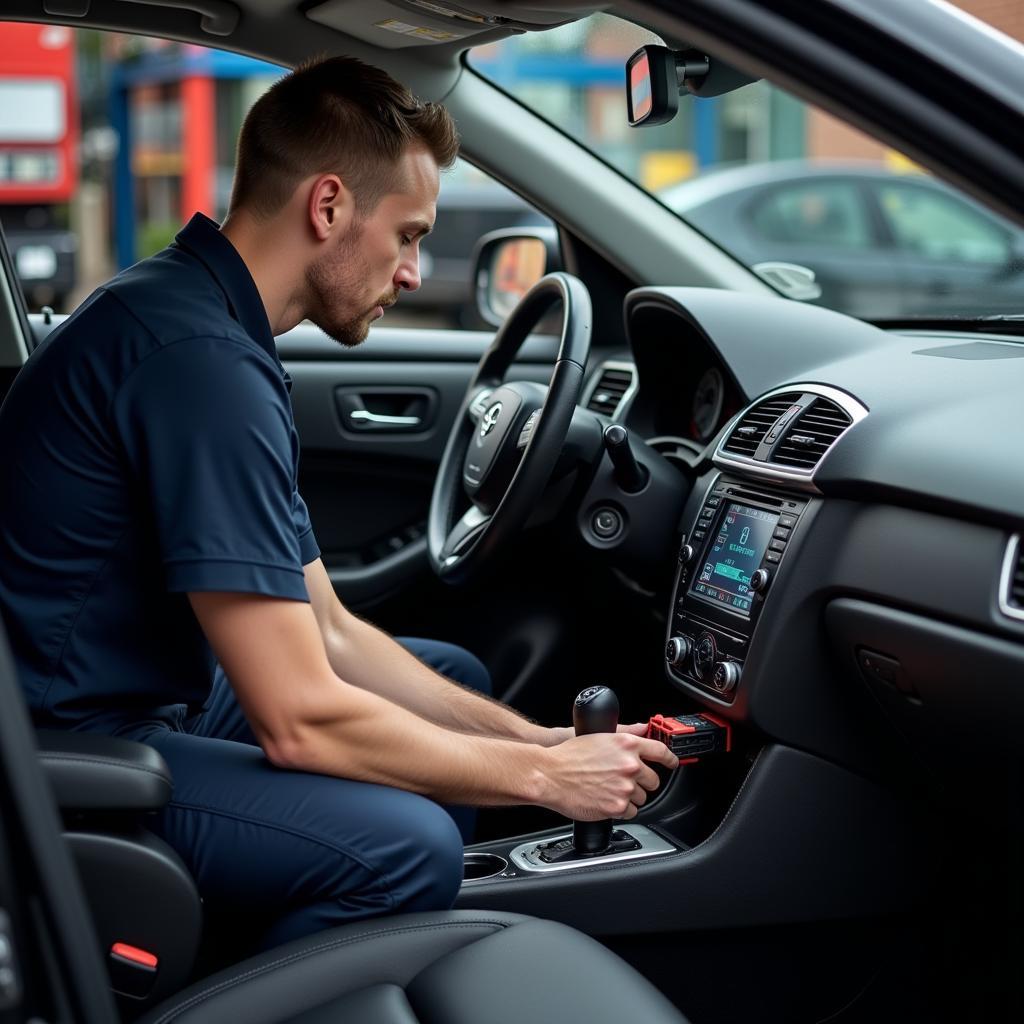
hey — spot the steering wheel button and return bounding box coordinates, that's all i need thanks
[592,508,623,539]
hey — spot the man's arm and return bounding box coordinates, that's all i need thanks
[302,558,557,744]
[188,590,677,820]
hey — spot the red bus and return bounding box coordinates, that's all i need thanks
[0,22,78,309]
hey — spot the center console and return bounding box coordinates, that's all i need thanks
[666,476,810,700]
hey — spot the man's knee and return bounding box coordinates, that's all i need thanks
[387,798,465,913]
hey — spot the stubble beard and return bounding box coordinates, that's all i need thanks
[306,224,397,349]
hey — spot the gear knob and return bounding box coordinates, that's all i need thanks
[573,685,619,735]
[572,686,619,855]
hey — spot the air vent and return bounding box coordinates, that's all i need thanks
[586,365,634,417]
[771,398,853,469]
[721,393,803,458]
[1002,536,1024,620]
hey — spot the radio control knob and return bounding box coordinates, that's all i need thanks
[713,661,740,692]
[693,632,717,680]
[678,544,695,564]
[666,636,692,667]
[749,568,771,593]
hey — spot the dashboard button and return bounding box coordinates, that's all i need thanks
[591,507,623,539]
[773,526,791,540]
[765,550,782,563]
[678,544,695,564]
[691,529,706,541]
[779,514,796,528]
[706,496,722,507]
[769,538,786,552]
[749,568,771,592]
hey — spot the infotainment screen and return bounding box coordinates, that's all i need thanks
[689,502,779,615]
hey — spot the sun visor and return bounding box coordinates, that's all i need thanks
[306,0,600,49]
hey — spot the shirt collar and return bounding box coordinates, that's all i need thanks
[173,213,279,365]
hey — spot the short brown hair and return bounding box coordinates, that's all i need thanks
[229,55,459,218]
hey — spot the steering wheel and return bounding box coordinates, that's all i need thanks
[427,272,592,584]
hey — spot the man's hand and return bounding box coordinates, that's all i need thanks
[538,721,650,746]
[534,733,679,821]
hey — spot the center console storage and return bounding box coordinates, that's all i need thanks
[666,476,810,700]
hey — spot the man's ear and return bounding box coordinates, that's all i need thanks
[308,173,355,241]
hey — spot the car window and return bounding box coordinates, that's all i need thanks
[0,24,549,327]
[877,183,1010,264]
[748,182,872,248]
[470,6,1024,320]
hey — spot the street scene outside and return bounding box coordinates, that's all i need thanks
[1,0,1021,327]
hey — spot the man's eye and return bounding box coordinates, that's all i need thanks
[401,234,413,246]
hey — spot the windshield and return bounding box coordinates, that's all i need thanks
[469,11,1024,322]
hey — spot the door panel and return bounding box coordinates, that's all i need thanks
[279,325,558,608]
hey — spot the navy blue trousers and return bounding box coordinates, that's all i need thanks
[119,638,491,950]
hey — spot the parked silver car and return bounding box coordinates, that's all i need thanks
[661,160,1024,319]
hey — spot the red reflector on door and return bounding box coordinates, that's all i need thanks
[110,942,158,969]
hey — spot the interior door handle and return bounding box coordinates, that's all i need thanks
[335,387,437,434]
[348,409,423,428]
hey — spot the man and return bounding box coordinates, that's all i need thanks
[0,56,676,949]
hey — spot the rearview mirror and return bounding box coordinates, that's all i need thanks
[626,44,761,127]
[472,227,561,327]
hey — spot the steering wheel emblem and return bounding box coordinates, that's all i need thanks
[480,402,503,438]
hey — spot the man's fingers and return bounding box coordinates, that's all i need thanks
[631,783,647,808]
[636,736,679,769]
[636,763,661,792]
[617,722,649,737]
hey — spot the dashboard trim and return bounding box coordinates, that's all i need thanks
[998,534,1024,622]
[712,383,869,492]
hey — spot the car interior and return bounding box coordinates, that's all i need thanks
[1,1,1023,1022]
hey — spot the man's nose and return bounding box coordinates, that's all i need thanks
[395,252,421,292]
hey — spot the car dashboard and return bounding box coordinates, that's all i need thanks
[607,287,1024,779]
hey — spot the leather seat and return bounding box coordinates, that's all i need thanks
[135,910,689,1024]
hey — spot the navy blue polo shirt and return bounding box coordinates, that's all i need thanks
[0,214,320,731]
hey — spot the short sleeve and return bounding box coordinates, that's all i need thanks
[112,337,310,600]
[293,488,320,565]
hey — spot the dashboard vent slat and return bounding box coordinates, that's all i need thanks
[771,398,853,469]
[722,393,803,458]
[586,366,635,417]
[1011,549,1024,610]
[722,395,802,455]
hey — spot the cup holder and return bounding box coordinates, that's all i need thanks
[463,852,508,881]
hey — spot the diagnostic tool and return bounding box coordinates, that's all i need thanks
[646,712,731,764]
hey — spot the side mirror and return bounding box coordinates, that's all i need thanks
[471,227,561,327]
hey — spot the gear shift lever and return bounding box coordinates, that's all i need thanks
[572,685,619,855]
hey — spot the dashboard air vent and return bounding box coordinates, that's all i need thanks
[1005,538,1024,617]
[771,398,853,469]
[586,365,635,417]
[721,393,803,458]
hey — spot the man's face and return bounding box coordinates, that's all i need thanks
[306,146,439,347]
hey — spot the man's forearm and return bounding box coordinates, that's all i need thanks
[269,676,551,806]
[321,611,548,743]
